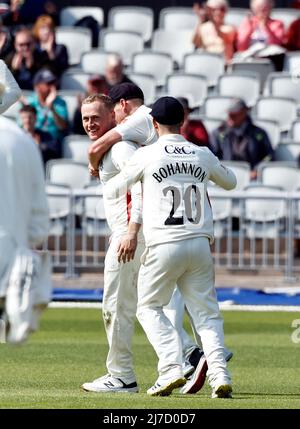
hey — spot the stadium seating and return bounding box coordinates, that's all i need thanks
[57,90,83,121]
[274,141,300,162]
[266,73,300,105]
[203,96,237,120]
[60,6,104,27]
[46,183,72,237]
[132,51,174,87]
[62,135,90,163]
[60,70,92,91]
[158,7,197,30]
[46,160,91,189]
[253,118,280,148]
[56,27,92,65]
[128,73,156,106]
[257,161,300,191]
[166,73,207,109]
[99,30,144,66]
[243,184,286,239]
[151,29,194,67]
[80,49,119,75]
[183,52,225,87]
[284,52,300,75]
[82,183,110,241]
[217,72,260,107]
[230,59,275,91]
[291,120,300,141]
[108,6,154,43]
[254,97,298,132]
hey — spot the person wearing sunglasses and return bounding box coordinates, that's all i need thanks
[192,0,236,64]
[5,27,48,90]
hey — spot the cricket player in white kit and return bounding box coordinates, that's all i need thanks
[106,97,237,398]
[88,83,232,393]
[81,93,144,393]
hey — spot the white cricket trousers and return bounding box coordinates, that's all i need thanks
[163,287,197,359]
[137,236,231,388]
[103,234,144,384]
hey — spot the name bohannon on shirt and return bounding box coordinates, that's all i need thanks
[152,162,207,183]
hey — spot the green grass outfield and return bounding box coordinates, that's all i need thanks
[0,308,299,409]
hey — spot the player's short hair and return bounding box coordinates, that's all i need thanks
[81,94,114,111]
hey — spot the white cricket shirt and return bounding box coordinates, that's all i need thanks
[106,134,237,246]
[100,140,142,235]
[115,105,158,146]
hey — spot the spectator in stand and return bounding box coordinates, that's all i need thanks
[104,54,133,90]
[285,18,300,51]
[72,74,108,135]
[1,0,58,27]
[0,25,13,58]
[178,97,209,147]
[209,98,274,179]
[19,104,60,165]
[32,15,69,78]
[5,27,48,90]
[192,0,236,64]
[237,0,285,70]
[26,68,68,147]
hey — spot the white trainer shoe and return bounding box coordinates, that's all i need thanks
[211,383,232,399]
[147,374,186,396]
[81,374,138,393]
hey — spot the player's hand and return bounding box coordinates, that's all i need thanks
[88,163,99,178]
[117,233,137,263]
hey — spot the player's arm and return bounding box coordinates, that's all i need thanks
[209,154,237,190]
[117,222,141,263]
[0,59,22,114]
[106,148,145,200]
[88,129,122,173]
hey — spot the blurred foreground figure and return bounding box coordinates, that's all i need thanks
[0,111,50,343]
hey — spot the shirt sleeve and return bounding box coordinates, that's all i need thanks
[106,148,146,200]
[115,113,154,145]
[209,152,237,190]
[0,60,22,114]
[111,142,143,224]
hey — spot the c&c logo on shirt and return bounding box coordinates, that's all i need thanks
[165,145,195,155]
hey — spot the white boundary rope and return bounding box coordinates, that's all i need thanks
[49,301,300,312]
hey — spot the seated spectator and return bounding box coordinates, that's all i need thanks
[285,18,300,51]
[19,104,60,165]
[1,0,58,27]
[72,74,108,135]
[209,98,274,179]
[192,0,236,63]
[32,14,69,78]
[0,25,13,58]
[178,97,209,146]
[236,0,285,70]
[104,54,133,90]
[26,68,68,144]
[5,27,48,90]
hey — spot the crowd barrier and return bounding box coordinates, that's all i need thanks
[45,188,300,281]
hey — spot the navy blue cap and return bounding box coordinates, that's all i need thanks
[33,69,57,86]
[150,96,184,125]
[108,82,144,103]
